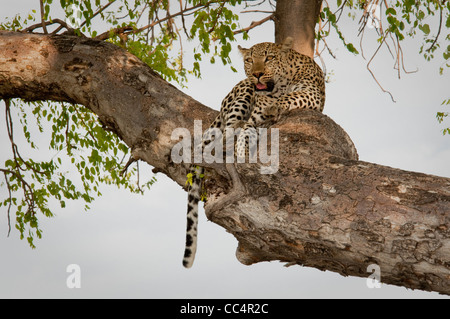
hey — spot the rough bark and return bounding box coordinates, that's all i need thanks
[274,0,322,58]
[0,31,449,295]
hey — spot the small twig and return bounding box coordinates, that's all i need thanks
[367,32,396,102]
[396,34,401,79]
[136,1,218,33]
[5,100,46,175]
[426,3,443,52]
[1,170,13,237]
[94,26,134,41]
[398,43,418,74]
[317,1,337,60]
[241,10,274,14]
[135,1,149,26]
[136,161,143,193]
[323,0,349,33]
[322,37,336,59]
[0,167,37,224]
[39,0,48,34]
[208,1,226,33]
[315,11,327,73]
[120,156,137,176]
[359,25,366,59]
[334,0,348,24]
[95,1,219,41]
[384,31,396,60]
[179,0,190,39]
[22,18,72,33]
[71,104,98,144]
[230,13,274,38]
[79,0,116,29]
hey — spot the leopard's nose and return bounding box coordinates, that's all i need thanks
[252,71,265,79]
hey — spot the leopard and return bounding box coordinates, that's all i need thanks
[182,37,326,268]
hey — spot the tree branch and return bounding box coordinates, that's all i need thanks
[426,3,443,53]
[22,18,73,34]
[94,1,221,41]
[366,32,396,103]
[39,0,48,34]
[79,0,116,29]
[0,31,449,295]
[232,14,274,37]
[1,169,14,237]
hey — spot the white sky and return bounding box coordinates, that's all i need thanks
[0,1,449,299]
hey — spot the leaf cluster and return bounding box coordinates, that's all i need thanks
[0,0,250,247]
[1,98,156,247]
[319,0,449,127]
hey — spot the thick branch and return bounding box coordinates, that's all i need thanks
[0,31,449,295]
[274,0,322,57]
[206,109,450,295]
[0,30,216,187]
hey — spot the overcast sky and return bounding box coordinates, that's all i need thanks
[1,1,449,299]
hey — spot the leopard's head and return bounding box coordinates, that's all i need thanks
[238,37,293,93]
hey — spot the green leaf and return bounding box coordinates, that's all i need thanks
[420,24,430,35]
[186,173,193,187]
[417,10,425,20]
[385,8,396,16]
[346,43,359,54]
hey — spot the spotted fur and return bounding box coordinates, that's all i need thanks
[235,38,325,157]
[183,165,202,268]
[183,38,325,268]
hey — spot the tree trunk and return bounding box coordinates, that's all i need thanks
[274,0,322,57]
[0,31,449,295]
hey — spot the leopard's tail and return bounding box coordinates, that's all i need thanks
[183,166,203,268]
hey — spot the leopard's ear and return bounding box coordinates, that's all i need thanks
[238,45,250,56]
[281,37,293,52]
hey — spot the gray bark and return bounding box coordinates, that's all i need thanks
[0,31,449,295]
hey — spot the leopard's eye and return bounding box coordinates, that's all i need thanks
[266,55,275,62]
[245,57,253,63]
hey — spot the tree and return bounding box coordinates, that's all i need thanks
[0,0,449,295]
